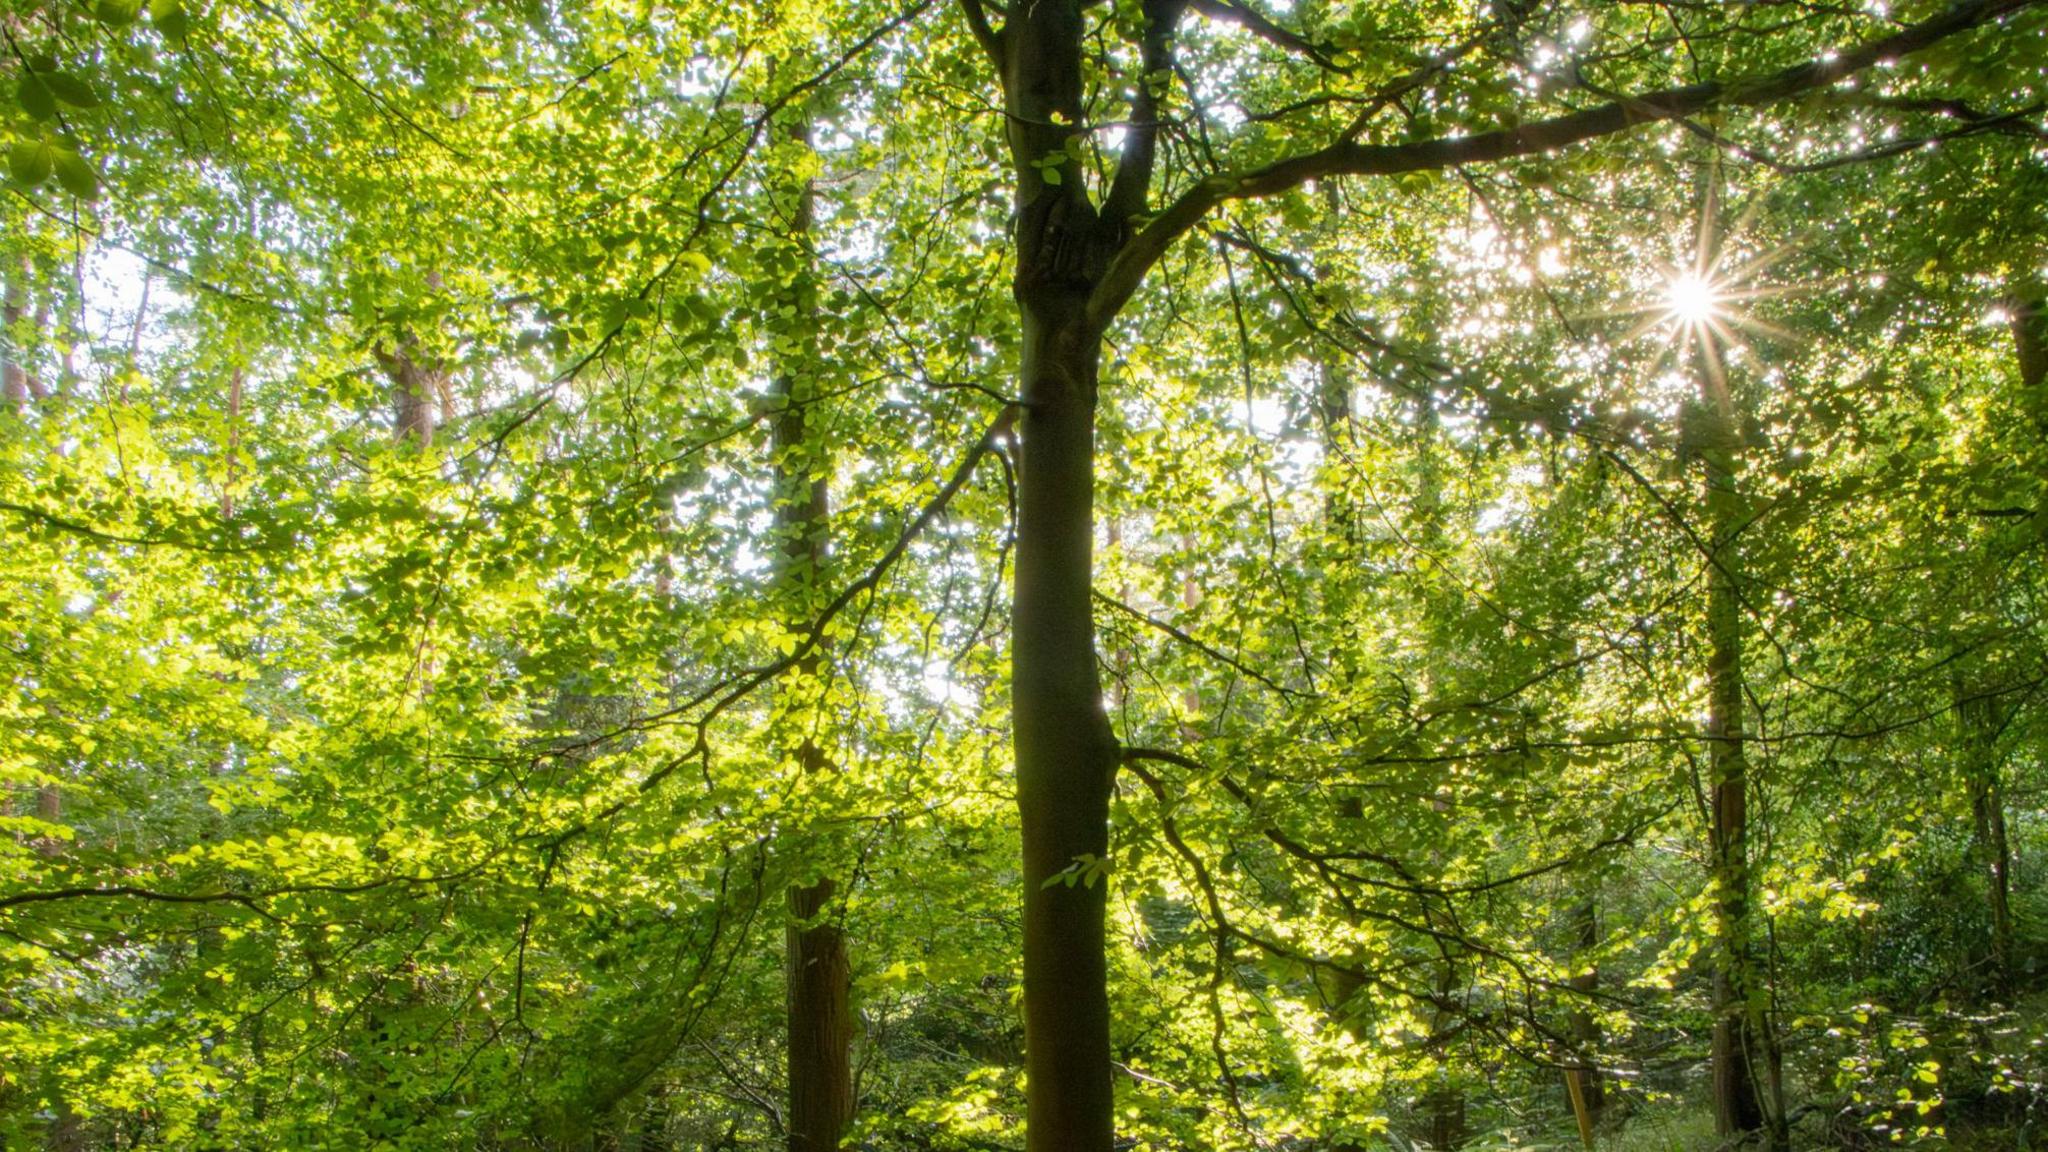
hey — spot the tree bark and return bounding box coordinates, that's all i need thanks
[1425,1081,1467,1152]
[1013,299,1119,1152]
[1698,380,1785,1150]
[2008,288,2046,398]
[991,3,1125,1148]
[1956,683,2014,996]
[3,260,30,407]
[768,103,855,1152]
[3,260,63,844]
[1423,955,1466,1150]
[1413,409,1467,1152]
[1564,898,1604,1143]
[1315,343,1357,543]
[223,368,245,520]
[377,342,443,447]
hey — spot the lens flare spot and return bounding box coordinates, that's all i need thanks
[1666,272,1721,325]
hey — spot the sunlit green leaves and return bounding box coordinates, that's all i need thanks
[7,139,53,186]
[93,0,143,27]
[150,0,191,44]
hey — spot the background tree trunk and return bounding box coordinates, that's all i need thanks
[768,101,855,1152]
[1565,898,1604,1143]
[3,259,62,847]
[3,259,32,407]
[2007,287,2045,398]
[1956,683,2014,995]
[377,342,443,447]
[1699,377,1785,1150]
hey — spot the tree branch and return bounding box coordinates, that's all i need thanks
[530,406,1020,845]
[959,0,1004,68]
[1088,0,2040,328]
[1092,588,1307,699]
[1102,0,1185,230]
[0,865,496,919]
[0,497,280,555]
[1187,0,1343,72]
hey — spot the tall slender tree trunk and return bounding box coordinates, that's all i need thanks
[1564,898,1605,1145]
[1956,682,2014,996]
[3,259,31,407]
[994,3,1123,1148]
[1309,352,1379,1151]
[1013,298,1119,1152]
[1423,954,1467,1151]
[1698,380,1785,1150]
[641,1090,674,1152]
[222,368,245,520]
[2007,287,2045,398]
[1414,410,1466,1152]
[3,260,62,844]
[767,101,854,1152]
[1962,279,2048,999]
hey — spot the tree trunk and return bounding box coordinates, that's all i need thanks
[1315,345,1357,543]
[2007,287,2045,398]
[1412,410,1465,1152]
[1013,298,1119,1152]
[1423,955,1466,1150]
[996,2,1123,1148]
[3,260,30,407]
[1956,683,2014,996]
[3,260,62,844]
[223,368,245,520]
[1416,945,1464,1151]
[1424,1081,1467,1151]
[35,778,61,844]
[785,875,852,1152]
[1964,279,2044,999]
[376,341,442,447]
[766,99,854,1152]
[1565,898,1604,1143]
[1699,385,1785,1150]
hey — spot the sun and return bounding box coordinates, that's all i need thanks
[1665,271,1723,327]
[1599,185,1802,399]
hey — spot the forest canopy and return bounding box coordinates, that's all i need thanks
[1,0,2045,1149]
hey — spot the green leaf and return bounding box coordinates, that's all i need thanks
[9,140,54,187]
[43,72,102,109]
[18,76,57,121]
[51,148,99,199]
[151,0,190,42]
[95,0,145,25]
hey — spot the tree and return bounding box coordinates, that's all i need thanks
[957,0,2041,1145]
[766,93,857,1152]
